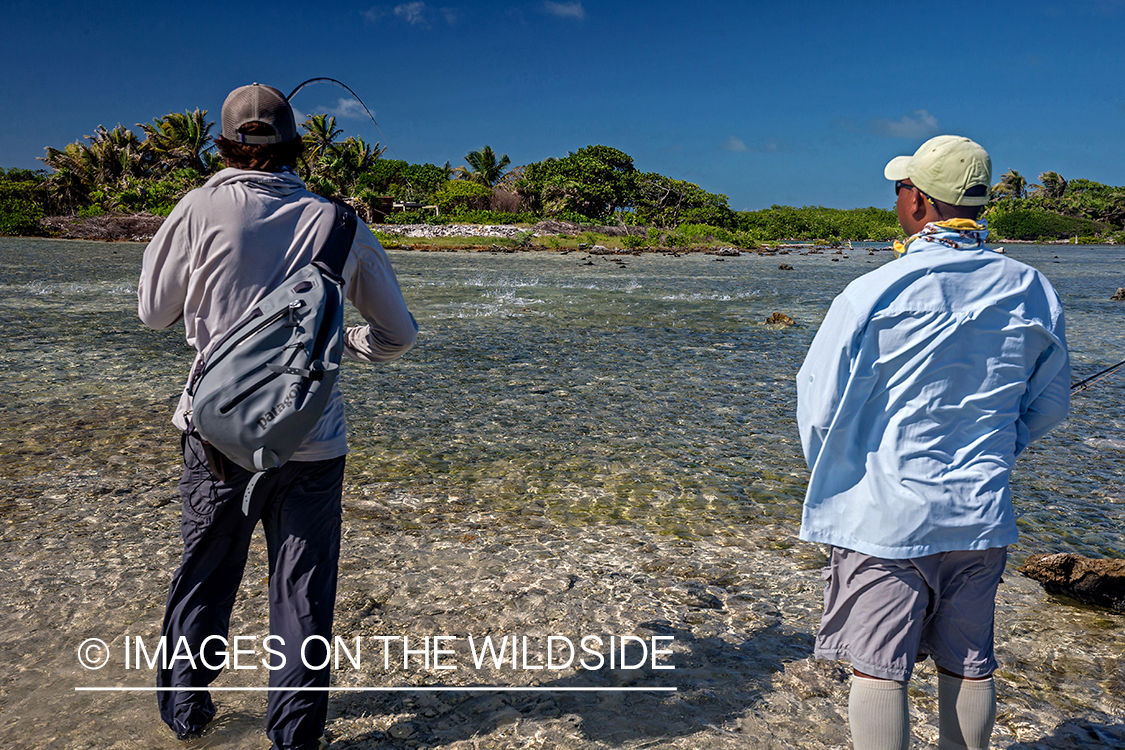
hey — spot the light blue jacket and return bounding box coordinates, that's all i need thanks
[797,226,1069,558]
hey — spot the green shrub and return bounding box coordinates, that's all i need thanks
[553,210,597,224]
[384,209,442,225]
[371,230,397,246]
[633,173,732,228]
[621,233,646,249]
[986,206,1108,240]
[674,223,734,243]
[519,145,636,221]
[77,203,106,218]
[735,205,899,241]
[866,224,902,242]
[448,210,536,225]
[434,181,491,214]
[142,168,203,214]
[0,182,46,236]
[732,230,764,248]
[357,160,447,202]
[665,230,691,248]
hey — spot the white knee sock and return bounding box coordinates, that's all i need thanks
[848,675,910,750]
[938,673,996,750]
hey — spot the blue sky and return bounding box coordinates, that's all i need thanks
[2,0,1123,211]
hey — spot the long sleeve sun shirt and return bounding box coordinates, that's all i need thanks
[138,168,418,461]
[796,225,1069,558]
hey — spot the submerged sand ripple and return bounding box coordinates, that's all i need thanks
[1,442,1123,749]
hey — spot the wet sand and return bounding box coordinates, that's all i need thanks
[1,428,1123,750]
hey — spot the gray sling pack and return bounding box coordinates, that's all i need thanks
[188,201,357,488]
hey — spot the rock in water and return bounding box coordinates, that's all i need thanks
[1111,287,1125,301]
[766,312,796,326]
[1018,553,1125,612]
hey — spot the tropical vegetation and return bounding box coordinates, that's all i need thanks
[5,106,1125,247]
[459,145,510,187]
[983,168,1125,241]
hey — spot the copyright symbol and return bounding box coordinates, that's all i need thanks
[78,639,110,670]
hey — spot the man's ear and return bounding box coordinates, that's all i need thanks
[908,188,930,224]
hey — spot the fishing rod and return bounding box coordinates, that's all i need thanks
[287,77,381,131]
[1071,357,1125,392]
[287,76,401,161]
[286,77,425,209]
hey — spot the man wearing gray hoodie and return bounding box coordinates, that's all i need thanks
[138,83,418,749]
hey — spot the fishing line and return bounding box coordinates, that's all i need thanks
[1071,357,1125,392]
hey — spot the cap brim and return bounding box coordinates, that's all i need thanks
[884,155,911,181]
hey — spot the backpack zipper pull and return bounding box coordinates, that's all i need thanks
[284,300,304,327]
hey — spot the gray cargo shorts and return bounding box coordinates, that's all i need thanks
[814,546,1007,681]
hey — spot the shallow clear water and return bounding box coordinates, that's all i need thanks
[2,238,1124,749]
[1,238,1122,559]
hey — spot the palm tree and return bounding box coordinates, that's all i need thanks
[301,114,343,165]
[139,109,214,174]
[321,136,384,193]
[89,125,147,183]
[40,141,97,209]
[338,136,384,174]
[1038,171,1067,202]
[462,145,510,187]
[41,125,146,209]
[992,169,1026,200]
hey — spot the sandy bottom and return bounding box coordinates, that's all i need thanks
[1,452,1123,750]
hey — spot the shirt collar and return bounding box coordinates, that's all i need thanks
[893,218,989,258]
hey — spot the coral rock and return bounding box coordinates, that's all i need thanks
[1018,553,1125,612]
[766,312,796,326]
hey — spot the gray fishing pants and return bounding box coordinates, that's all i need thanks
[158,432,344,750]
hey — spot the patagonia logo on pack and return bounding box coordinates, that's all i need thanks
[256,382,303,430]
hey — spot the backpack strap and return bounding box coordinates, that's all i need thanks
[242,468,268,514]
[313,200,358,281]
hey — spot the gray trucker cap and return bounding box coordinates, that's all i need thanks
[221,83,298,144]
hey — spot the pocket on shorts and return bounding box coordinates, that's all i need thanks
[820,562,834,609]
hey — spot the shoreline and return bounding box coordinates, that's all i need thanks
[21,213,1095,248]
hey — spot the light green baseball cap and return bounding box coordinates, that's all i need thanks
[884,135,992,206]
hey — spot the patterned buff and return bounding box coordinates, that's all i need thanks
[892,218,989,258]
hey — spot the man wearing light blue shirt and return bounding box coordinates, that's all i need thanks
[797,136,1069,750]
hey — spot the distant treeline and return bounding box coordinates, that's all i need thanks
[2,109,1123,246]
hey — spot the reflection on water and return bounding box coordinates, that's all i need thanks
[1,238,1123,558]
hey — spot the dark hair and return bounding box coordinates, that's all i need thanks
[933,183,987,220]
[933,199,984,221]
[215,122,304,172]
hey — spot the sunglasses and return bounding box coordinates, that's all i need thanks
[894,180,919,195]
[895,180,944,217]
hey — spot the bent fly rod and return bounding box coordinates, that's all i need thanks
[1071,357,1125,392]
[287,77,381,131]
[286,77,424,201]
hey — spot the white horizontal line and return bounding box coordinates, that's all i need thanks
[75,686,677,693]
